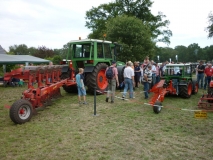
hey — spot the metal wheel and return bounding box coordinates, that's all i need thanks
[10,99,33,124]
[153,101,162,114]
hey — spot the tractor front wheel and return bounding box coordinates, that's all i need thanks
[86,63,108,93]
[179,82,192,98]
[10,99,33,124]
[153,101,162,114]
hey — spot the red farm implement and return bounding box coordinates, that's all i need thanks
[6,39,126,124]
[147,64,198,113]
[6,62,76,124]
[198,79,213,110]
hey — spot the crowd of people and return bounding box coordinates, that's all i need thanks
[104,56,166,102]
[196,60,213,90]
[76,57,213,104]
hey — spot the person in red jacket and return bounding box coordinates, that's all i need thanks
[204,63,213,90]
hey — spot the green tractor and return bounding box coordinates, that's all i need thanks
[149,63,199,113]
[61,39,125,93]
[162,63,199,97]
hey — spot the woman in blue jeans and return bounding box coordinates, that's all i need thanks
[123,78,134,98]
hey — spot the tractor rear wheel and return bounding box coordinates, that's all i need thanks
[179,82,192,98]
[117,66,125,84]
[117,66,125,90]
[10,99,33,124]
[61,72,78,93]
[192,80,198,94]
[153,101,162,114]
[86,63,108,93]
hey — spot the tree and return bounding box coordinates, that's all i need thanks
[34,46,55,59]
[174,45,187,63]
[52,55,62,65]
[106,15,154,62]
[28,47,38,56]
[9,44,29,55]
[186,43,201,62]
[206,12,213,38]
[156,47,177,62]
[85,0,172,44]
[202,45,213,62]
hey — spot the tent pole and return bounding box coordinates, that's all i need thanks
[3,64,6,73]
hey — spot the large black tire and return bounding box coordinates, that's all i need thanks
[86,63,108,93]
[117,66,125,84]
[192,80,198,94]
[117,65,125,90]
[179,82,192,98]
[10,99,33,124]
[153,101,162,114]
[61,72,78,93]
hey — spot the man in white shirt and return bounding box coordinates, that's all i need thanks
[122,62,134,99]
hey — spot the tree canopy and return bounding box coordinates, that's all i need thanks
[206,11,213,38]
[85,0,172,44]
[106,15,154,62]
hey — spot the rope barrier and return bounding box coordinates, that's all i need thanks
[90,89,213,113]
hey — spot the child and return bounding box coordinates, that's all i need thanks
[76,68,87,104]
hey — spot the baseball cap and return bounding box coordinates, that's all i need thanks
[112,61,116,64]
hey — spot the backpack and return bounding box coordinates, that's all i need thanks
[106,67,114,79]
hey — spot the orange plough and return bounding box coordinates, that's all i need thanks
[148,79,178,114]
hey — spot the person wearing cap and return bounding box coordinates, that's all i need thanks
[196,61,205,89]
[105,61,119,103]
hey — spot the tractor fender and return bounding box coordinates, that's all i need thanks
[84,66,95,73]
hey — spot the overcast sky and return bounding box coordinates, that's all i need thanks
[0,0,212,52]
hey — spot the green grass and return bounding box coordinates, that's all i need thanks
[0,84,213,160]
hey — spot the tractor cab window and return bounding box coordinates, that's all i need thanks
[74,44,90,58]
[184,65,191,76]
[164,65,183,76]
[97,43,103,58]
[104,43,111,58]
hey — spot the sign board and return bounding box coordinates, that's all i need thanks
[194,111,207,119]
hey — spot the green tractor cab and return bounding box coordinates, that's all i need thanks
[61,39,125,93]
[163,63,198,97]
